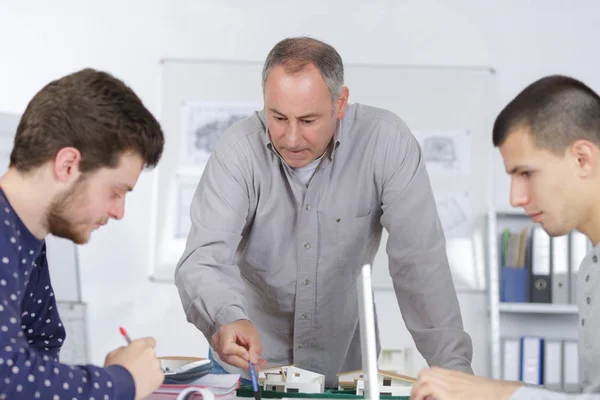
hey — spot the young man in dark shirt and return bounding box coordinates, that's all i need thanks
[0,68,165,400]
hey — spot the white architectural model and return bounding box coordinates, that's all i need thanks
[258,365,325,394]
[337,369,415,397]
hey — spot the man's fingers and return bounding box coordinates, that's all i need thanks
[132,337,157,349]
[212,321,263,368]
[256,358,268,370]
[246,333,262,364]
[213,328,242,354]
[221,354,252,370]
[411,369,438,400]
[248,348,262,364]
[221,341,250,361]
[248,352,260,364]
[410,381,434,400]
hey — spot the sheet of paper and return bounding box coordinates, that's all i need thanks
[434,191,484,289]
[413,128,471,176]
[434,190,472,238]
[179,101,262,168]
[174,174,201,239]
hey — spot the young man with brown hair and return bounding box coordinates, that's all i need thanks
[0,68,165,399]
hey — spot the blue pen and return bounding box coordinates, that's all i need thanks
[249,360,261,400]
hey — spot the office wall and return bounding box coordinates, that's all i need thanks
[1,0,598,377]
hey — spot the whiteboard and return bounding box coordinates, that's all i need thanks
[151,60,495,292]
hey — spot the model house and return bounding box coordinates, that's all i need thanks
[337,369,415,397]
[258,365,325,394]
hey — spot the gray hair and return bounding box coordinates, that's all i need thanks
[261,37,344,102]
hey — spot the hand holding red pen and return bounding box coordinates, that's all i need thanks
[104,327,164,400]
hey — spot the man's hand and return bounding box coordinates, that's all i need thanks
[211,319,268,371]
[104,337,164,400]
[410,367,524,400]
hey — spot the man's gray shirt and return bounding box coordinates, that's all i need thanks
[175,103,473,386]
[511,240,600,399]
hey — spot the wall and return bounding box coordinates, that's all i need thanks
[1,0,598,377]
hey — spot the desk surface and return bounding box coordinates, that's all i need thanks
[149,397,409,400]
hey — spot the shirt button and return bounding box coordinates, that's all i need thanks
[586,275,591,283]
[304,243,311,249]
[587,297,591,304]
[297,343,304,349]
[594,255,598,263]
[582,318,586,326]
[300,313,308,320]
[302,279,310,286]
[305,204,310,210]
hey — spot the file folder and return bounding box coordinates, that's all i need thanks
[502,338,521,382]
[563,340,580,393]
[551,235,569,304]
[531,227,551,303]
[520,337,543,385]
[569,231,589,304]
[544,340,563,391]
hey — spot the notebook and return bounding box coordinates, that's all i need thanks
[149,373,240,400]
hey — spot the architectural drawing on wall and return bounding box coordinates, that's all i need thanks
[434,190,484,289]
[438,195,466,231]
[173,174,201,239]
[413,129,471,176]
[180,101,262,168]
[434,191,472,238]
[423,136,456,167]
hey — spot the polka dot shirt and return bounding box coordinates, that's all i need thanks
[0,190,135,399]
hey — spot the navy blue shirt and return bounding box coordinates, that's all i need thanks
[0,189,135,399]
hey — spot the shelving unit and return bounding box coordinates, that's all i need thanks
[487,210,582,380]
[498,303,578,314]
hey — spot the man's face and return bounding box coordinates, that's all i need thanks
[264,63,348,168]
[47,152,144,244]
[499,128,584,236]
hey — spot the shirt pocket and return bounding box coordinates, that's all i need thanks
[329,210,373,274]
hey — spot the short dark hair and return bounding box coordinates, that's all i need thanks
[492,75,600,154]
[10,68,164,173]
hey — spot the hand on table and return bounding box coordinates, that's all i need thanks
[410,367,524,400]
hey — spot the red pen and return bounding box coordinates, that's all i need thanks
[119,326,132,344]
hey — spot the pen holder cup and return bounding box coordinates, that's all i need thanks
[500,266,530,303]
